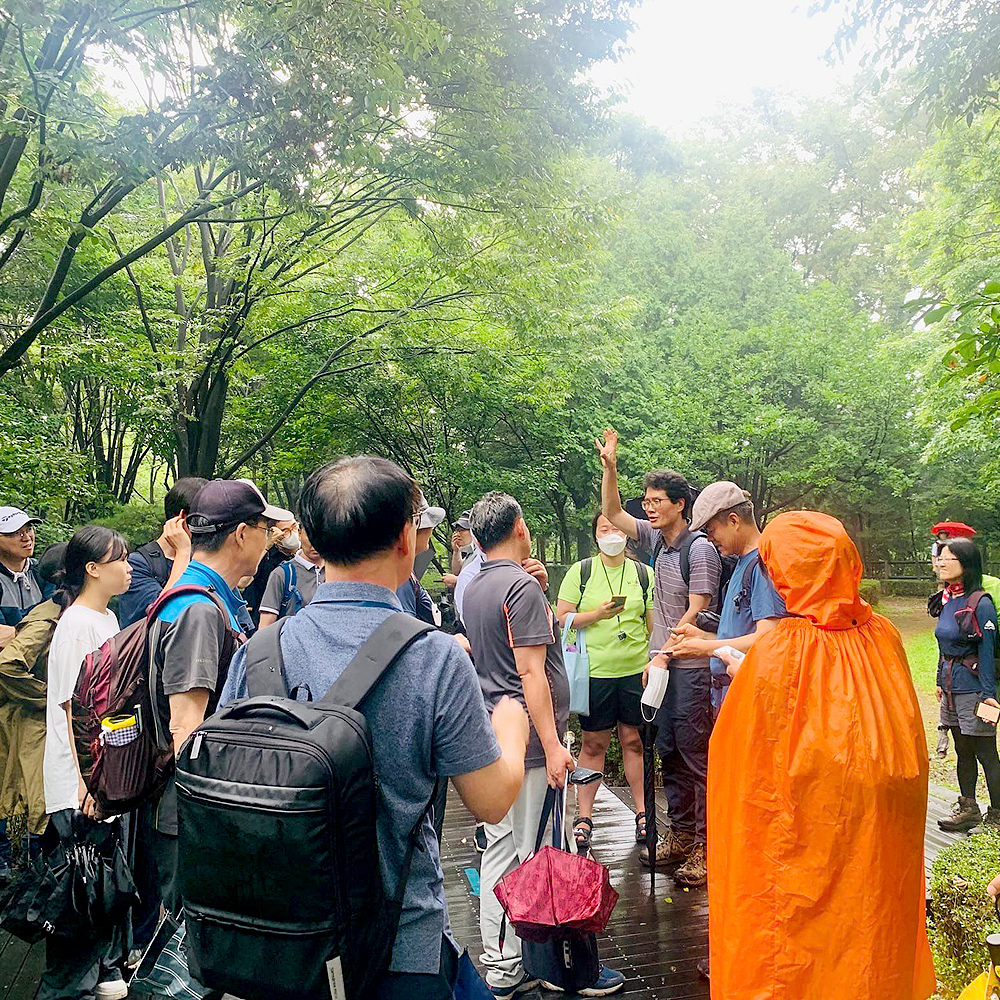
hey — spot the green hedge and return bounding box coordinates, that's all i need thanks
[929,828,1000,996]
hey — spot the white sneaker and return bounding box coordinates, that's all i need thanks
[95,976,128,1000]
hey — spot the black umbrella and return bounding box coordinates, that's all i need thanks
[641,721,658,894]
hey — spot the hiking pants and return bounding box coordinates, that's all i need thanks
[479,767,553,990]
[655,666,712,845]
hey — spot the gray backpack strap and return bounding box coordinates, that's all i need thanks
[322,612,433,710]
[243,620,288,697]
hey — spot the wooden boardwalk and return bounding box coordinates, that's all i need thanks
[0,783,970,1000]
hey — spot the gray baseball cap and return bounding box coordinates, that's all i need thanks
[690,481,752,531]
[453,510,473,530]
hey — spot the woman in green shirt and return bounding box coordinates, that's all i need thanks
[557,513,653,853]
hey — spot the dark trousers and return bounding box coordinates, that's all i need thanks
[655,667,712,844]
[36,811,122,1000]
[131,801,164,949]
[374,937,459,1000]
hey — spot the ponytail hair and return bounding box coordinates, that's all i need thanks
[56,526,128,612]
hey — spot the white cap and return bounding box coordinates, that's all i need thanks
[0,507,42,534]
[416,500,446,530]
[234,479,295,522]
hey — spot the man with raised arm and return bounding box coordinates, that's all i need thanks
[596,429,721,887]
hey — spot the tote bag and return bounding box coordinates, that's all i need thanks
[561,613,590,716]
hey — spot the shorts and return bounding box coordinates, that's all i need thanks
[940,691,997,738]
[579,674,643,731]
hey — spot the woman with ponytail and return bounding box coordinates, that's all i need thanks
[40,525,131,1000]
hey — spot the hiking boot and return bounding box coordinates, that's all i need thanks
[489,973,540,997]
[938,796,983,832]
[985,807,1000,830]
[674,842,708,888]
[474,825,487,854]
[541,965,625,996]
[697,958,710,980]
[640,829,694,868]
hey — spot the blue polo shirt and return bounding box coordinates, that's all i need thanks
[221,581,500,975]
[711,549,787,711]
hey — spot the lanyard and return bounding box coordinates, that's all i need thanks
[599,558,627,627]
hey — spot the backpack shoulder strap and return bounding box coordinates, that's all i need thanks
[678,530,706,587]
[281,560,299,616]
[651,535,664,569]
[579,558,592,600]
[634,559,650,610]
[243,620,288,697]
[137,541,170,588]
[322,612,434,710]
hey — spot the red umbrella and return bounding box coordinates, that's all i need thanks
[494,845,619,943]
[931,521,977,538]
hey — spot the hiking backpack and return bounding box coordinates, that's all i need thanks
[651,529,738,595]
[578,557,650,612]
[72,585,238,815]
[279,560,304,618]
[176,612,436,1000]
[952,590,1000,678]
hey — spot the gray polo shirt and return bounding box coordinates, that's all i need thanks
[462,558,569,768]
[633,520,722,669]
[259,553,325,618]
[220,581,500,976]
[0,559,42,626]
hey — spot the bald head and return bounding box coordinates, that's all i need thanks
[300,455,422,565]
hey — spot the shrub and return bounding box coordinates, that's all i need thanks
[929,828,1000,996]
[859,578,882,605]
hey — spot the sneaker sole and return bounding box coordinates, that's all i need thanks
[95,986,128,1000]
[491,977,540,997]
[541,979,625,996]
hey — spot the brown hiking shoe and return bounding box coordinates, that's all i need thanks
[674,843,707,887]
[938,796,982,832]
[985,807,1000,830]
[639,830,694,868]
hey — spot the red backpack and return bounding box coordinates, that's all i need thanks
[72,585,239,815]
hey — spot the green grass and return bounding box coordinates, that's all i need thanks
[906,628,940,698]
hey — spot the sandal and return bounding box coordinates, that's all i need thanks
[635,811,647,843]
[573,816,594,854]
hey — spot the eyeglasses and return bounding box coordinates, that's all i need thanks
[4,526,35,539]
[641,497,672,511]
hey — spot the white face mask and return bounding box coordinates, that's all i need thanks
[597,533,628,557]
[276,530,300,554]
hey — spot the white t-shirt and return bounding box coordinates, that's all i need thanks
[43,605,120,814]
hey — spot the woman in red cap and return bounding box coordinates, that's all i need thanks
[708,511,935,1000]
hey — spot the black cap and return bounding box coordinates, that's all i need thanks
[187,480,291,534]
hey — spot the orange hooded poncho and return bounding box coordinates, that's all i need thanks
[707,511,936,1000]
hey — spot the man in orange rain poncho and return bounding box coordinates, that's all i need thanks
[707,511,936,1000]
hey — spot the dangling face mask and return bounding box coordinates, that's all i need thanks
[597,533,628,557]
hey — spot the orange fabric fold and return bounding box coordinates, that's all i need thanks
[708,511,936,1000]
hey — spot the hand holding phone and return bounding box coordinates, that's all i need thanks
[610,595,626,610]
[977,700,1000,725]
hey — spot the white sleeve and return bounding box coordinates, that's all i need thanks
[48,620,105,707]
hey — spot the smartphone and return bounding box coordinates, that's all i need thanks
[610,595,626,610]
[715,645,746,663]
[977,701,1000,724]
[568,767,604,786]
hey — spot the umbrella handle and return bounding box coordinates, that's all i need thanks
[562,730,575,850]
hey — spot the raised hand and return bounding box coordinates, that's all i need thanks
[595,427,619,470]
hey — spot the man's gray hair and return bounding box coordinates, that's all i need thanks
[470,492,522,551]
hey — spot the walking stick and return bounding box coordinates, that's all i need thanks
[641,720,658,894]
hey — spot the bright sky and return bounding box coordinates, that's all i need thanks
[591,0,868,135]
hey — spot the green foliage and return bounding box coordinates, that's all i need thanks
[928,829,1000,997]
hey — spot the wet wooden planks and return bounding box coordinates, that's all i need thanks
[0,781,973,1000]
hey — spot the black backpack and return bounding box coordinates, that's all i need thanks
[651,528,738,595]
[135,540,171,588]
[578,556,650,612]
[176,612,435,1000]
